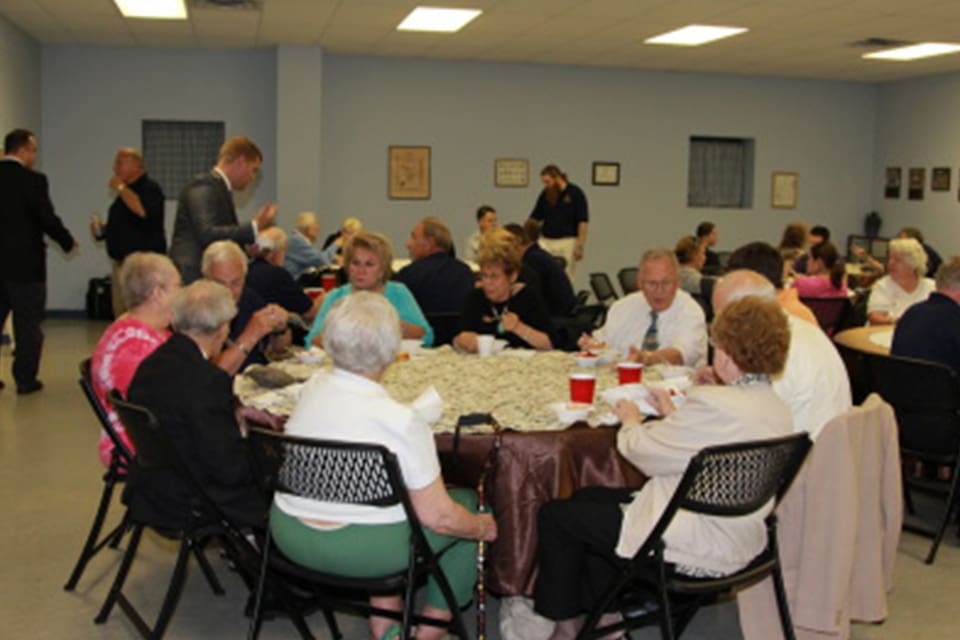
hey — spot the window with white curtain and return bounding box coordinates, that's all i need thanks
[687,136,755,208]
[142,120,225,200]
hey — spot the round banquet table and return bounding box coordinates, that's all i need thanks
[833,325,893,355]
[236,348,653,596]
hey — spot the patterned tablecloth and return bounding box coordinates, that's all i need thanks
[235,346,686,433]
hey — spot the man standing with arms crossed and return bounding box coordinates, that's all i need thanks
[528,164,589,282]
[169,135,277,283]
[0,128,77,394]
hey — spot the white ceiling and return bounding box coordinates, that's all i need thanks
[3,0,960,82]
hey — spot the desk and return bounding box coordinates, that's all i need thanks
[834,326,892,355]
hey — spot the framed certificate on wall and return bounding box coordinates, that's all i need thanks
[494,158,529,187]
[771,171,798,209]
[388,146,431,199]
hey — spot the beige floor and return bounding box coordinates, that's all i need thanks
[0,318,957,639]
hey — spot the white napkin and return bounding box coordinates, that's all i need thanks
[601,383,660,416]
[410,385,444,424]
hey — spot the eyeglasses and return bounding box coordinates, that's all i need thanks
[641,279,675,291]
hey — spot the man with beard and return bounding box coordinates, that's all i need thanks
[528,165,589,281]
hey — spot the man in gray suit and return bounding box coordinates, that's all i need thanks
[169,135,277,283]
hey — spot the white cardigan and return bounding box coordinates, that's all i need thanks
[615,383,793,575]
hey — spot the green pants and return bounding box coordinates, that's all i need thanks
[270,487,479,610]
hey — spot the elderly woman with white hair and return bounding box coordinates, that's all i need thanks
[284,211,339,278]
[867,237,936,325]
[274,292,496,640]
[91,252,181,467]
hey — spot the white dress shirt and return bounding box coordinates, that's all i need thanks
[868,275,935,322]
[594,290,707,366]
[615,383,793,573]
[275,368,441,525]
[772,315,852,439]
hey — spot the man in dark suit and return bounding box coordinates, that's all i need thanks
[0,128,77,394]
[125,280,265,528]
[168,135,277,283]
[395,217,475,314]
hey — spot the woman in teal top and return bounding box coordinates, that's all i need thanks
[306,231,434,347]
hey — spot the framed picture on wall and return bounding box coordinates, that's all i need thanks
[884,167,901,199]
[494,158,529,187]
[908,167,925,200]
[770,171,798,209]
[931,167,951,191]
[592,161,620,186]
[388,146,431,199]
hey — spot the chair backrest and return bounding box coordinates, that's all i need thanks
[107,389,175,473]
[799,296,851,336]
[246,428,402,509]
[618,267,639,295]
[861,353,960,456]
[573,290,590,310]
[425,311,461,347]
[551,255,568,272]
[590,273,619,304]
[636,433,811,558]
[698,277,716,322]
[80,359,133,462]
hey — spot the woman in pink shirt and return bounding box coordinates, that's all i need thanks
[90,252,181,467]
[791,241,848,299]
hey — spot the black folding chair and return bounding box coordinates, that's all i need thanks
[96,390,235,638]
[579,434,812,640]
[64,358,132,591]
[861,353,960,564]
[590,273,619,306]
[245,427,470,640]
[425,311,461,347]
[618,267,639,296]
[799,296,852,336]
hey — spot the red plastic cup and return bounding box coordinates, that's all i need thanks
[305,287,324,301]
[569,373,597,404]
[617,362,644,385]
[320,273,337,292]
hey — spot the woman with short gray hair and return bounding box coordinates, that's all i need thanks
[868,237,935,325]
[90,252,181,467]
[274,291,496,640]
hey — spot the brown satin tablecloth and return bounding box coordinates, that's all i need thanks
[436,425,646,596]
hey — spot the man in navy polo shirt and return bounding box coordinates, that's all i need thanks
[395,217,475,316]
[893,256,960,375]
[528,164,589,281]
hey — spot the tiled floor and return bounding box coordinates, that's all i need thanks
[1,318,957,639]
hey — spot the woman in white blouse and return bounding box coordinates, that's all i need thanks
[272,292,496,640]
[867,237,935,325]
[533,296,794,639]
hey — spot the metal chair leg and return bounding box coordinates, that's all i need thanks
[192,541,225,595]
[109,509,131,549]
[771,564,797,640]
[149,539,192,639]
[95,524,143,624]
[64,476,119,590]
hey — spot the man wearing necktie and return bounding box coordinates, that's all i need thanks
[579,247,707,367]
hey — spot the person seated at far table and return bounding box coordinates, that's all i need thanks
[504,221,576,317]
[533,296,794,639]
[793,225,830,275]
[247,227,321,321]
[696,221,722,275]
[306,231,433,348]
[778,222,807,279]
[464,205,498,262]
[898,227,942,278]
[454,228,554,352]
[320,216,363,264]
[893,256,960,375]
[284,211,338,279]
[790,240,847,298]
[394,217,475,315]
[201,240,290,375]
[867,237,935,326]
[125,280,267,528]
[579,248,707,367]
[91,252,181,468]
[272,292,497,640]
[675,235,709,296]
[726,241,818,326]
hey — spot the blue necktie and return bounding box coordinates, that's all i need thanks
[642,310,659,351]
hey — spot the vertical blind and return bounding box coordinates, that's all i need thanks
[142,120,225,199]
[688,137,751,208]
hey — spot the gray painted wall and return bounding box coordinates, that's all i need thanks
[320,55,878,291]
[37,47,881,308]
[0,15,40,136]
[40,46,278,310]
[873,72,960,257]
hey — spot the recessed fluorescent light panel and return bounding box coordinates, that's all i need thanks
[863,42,960,61]
[397,7,482,33]
[115,0,187,19]
[645,24,748,46]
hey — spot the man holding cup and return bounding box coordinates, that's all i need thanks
[579,248,707,367]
